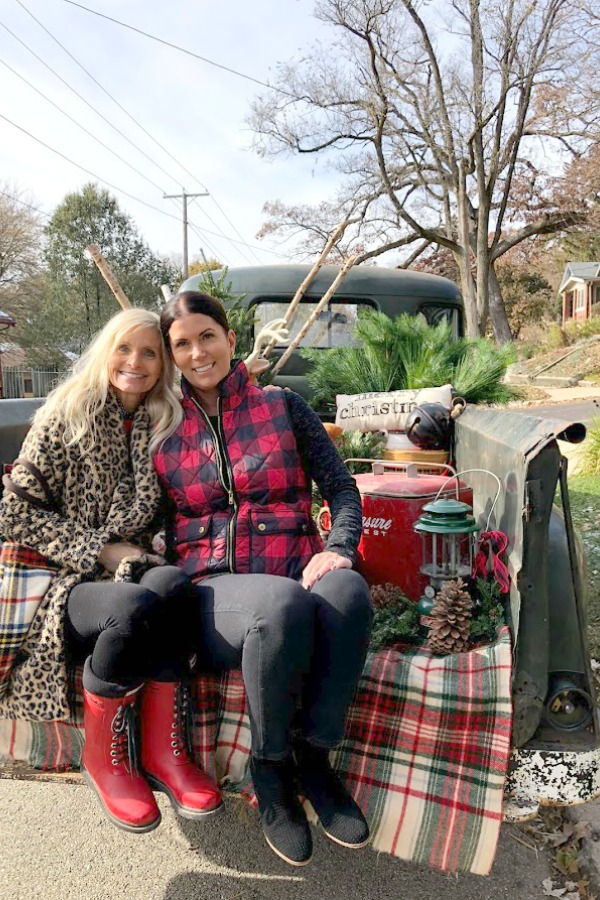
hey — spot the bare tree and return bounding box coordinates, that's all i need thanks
[249,0,600,341]
[0,185,42,296]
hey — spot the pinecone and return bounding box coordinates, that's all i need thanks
[427,578,473,655]
[370,583,404,609]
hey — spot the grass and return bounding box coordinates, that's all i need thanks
[563,473,600,661]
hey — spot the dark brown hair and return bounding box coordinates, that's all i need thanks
[160,291,230,349]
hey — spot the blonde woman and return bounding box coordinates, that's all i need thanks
[0,308,221,833]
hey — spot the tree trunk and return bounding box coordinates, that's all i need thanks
[488,267,513,345]
[456,162,483,337]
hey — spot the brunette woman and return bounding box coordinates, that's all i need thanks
[154,292,372,866]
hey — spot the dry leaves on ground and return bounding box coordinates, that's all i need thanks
[516,808,596,899]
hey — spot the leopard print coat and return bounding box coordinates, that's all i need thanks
[0,391,162,720]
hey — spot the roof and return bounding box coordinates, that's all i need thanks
[559,262,600,293]
[180,264,462,304]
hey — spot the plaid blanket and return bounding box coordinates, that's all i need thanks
[0,544,56,694]
[0,627,512,876]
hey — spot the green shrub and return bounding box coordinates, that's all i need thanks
[517,342,536,360]
[565,318,600,343]
[334,430,388,474]
[581,417,600,476]
[546,323,568,349]
[301,311,520,407]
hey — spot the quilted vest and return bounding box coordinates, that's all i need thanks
[154,362,323,582]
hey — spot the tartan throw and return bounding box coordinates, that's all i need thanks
[0,627,512,876]
[0,543,56,694]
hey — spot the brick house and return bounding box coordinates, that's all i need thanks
[559,262,600,326]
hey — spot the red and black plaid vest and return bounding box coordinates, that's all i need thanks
[153,362,323,582]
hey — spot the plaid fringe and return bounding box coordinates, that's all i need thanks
[0,627,512,875]
[0,544,56,692]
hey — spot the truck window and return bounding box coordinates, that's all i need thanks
[253,299,375,349]
[417,305,462,337]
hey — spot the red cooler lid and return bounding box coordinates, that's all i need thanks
[354,471,465,499]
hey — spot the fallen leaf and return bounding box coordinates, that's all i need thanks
[542,877,566,897]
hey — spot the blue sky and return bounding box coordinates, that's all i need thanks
[0,0,338,270]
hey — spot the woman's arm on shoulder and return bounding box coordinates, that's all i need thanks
[285,391,362,564]
[0,417,112,574]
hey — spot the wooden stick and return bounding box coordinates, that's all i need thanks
[271,255,357,375]
[261,220,349,359]
[86,244,132,310]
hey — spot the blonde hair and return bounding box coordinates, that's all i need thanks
[34,308,182,455]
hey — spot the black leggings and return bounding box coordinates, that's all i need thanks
[192,568,372,760]
[66,566,191,697]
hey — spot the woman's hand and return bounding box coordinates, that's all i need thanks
[98,542,145,573]
[301,551,352,590]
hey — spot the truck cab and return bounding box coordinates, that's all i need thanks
[179,264,463,407]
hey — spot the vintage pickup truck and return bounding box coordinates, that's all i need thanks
[0,264,597,828]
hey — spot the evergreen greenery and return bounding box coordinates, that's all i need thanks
[300,310,520,407]
[367,578,507,653]
[369,584,421,651]
[469,577,507,642]
[581,417,600,476]
[333,430,387,474]
[43,183,180,354]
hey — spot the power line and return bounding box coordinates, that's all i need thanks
[0,20,185,190]
[206,196,264,264]
[0,188,49,219]
[15,0,203,190]
[0,111,182,221]
[8,5,267,263]
[0,114,288,258]
[164,189,209,276]
[187,220,232,268]
[186,215,287,259]
[0,57,166,195]
[60,0,296,98]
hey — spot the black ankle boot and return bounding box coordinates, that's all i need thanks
[250,756,313,866]
[294,741,369,849]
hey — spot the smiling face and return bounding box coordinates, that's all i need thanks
[168,312,236,412]
[108,326,163,411]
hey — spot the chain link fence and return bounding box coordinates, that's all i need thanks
[1,367,63,399]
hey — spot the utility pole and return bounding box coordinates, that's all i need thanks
[163,189,209,278]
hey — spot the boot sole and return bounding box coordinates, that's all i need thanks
[320,824,370,849]
[81,766,161,834]
[301,789,370,849]
[144,773,224,820]
[264,832,313,867]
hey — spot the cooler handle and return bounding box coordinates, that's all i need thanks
[344,458,459,493]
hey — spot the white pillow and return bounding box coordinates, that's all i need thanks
[335,385,454,433]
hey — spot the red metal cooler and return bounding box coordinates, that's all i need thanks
[354,468,473,601]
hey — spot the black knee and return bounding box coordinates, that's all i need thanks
[139,564,189,600]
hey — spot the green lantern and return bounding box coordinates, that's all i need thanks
[413,498,480,622]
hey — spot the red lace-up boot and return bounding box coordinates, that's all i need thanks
[81,685,161,833]
[140,681,223,819]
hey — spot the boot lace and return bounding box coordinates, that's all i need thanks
[170,682,194,759]
[110,702,138,772]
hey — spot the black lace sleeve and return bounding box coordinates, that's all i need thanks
[284,390,362,564]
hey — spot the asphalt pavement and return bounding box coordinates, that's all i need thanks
[0,780,555,900]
